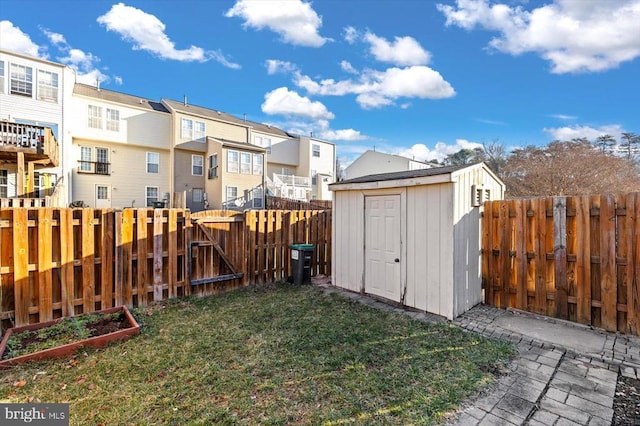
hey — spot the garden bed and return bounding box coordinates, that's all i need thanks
[0,306,139,368]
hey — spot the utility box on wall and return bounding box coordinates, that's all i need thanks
[329,163,505,320]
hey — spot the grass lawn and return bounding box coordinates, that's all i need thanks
[1,283,513,425]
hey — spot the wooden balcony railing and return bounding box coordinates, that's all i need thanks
[0,121,59,167]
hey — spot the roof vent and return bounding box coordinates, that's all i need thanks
[183,95,188,106]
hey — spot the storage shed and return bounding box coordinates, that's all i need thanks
[330,162,504,319]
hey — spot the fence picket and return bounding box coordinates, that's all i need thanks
[37,208,53,322]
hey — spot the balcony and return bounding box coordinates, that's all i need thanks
[78,161,111,175]
[0,121,59,167]
[271,173,311,201]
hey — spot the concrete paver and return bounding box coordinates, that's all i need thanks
[311,279,640,426]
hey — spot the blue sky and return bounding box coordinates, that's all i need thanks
[1,0,639,165]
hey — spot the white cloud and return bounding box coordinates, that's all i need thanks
[437,0,640,73]
[340,60,358,74]
[262,87,335,120]
[396,139,483,163]
[98,3,240,68]
[343,26,359,44]
[295,66,455,109]
[543,124,624,142]
[265,59,298,75]
[549,114,577,120]
[363,32,431,66]
[475,118,506,125]
[0,21,42,57]
[42,28,66,45]
[318,128,366,141]
[226,0,330,47]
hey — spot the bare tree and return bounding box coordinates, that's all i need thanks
[502,140,640,197]
[595,134,616,153]
[620,132,640,160]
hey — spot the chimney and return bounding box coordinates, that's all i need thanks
[96,78,101,91]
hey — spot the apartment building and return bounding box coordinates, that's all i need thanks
[70,84,172,208]
[0,49,75,205]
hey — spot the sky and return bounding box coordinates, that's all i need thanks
[1,0,639,166]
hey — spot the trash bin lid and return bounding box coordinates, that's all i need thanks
[289,243,314,250]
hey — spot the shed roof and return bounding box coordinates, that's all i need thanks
[330,162,504,191]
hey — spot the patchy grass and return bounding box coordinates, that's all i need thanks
[0,283,513,425]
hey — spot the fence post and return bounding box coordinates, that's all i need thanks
[553,197,568,320]
[153,209,164,301]
[114,210,124,306]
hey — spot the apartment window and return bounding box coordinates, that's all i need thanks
[0,62,4,94]
[37,70,58,102]
[312,144,320,157]
[255,135,272,154]
[192,155,203,175]
[88,105,102,129]
[192,188,203,203]
[146,152,159,174]
[253,187,263,208]
[253,154,263,175]
[0,170,7,198]
[181,118,193,139]
[194,121,205,141]
[226,186,238,202]
[227,150,239,173]
[10,64,32,97]
[106,108,119,131]
[311,169,317,185]
[79,146,110,175]
[240,152,251,174]
[208,154,218,179]
[146,186,159,207]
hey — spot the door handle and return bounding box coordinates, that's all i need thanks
[395,258,400,263]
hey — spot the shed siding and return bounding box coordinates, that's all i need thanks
[332,190,364,292]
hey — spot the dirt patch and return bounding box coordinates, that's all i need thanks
[613,375,640,426]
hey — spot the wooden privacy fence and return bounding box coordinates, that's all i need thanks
[1,208,331,330]
[482,193,639,335]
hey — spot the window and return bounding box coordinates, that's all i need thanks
[253,154,263,175]
[147,152,159,174]
[80,147,92,172]
[208,154,218,179]
[252,187,263,208]
[97,185,109,201]
[311,169,317,185]
[192,155,203,175]
[192,188,203,203]
[312,144,320,157]
[194,121,205,141]
[240,152,251,174]
[146,186,159,207]
[181,118,193,139]
[10,64,32,97]
[37,70,58,102]
[0,170,7,198]
[254,135,272,154]
[95,148,109,174]
[106,108,119,131]
[0,61,4,94]
[79,146,110,175]
[226,186,238,202]
[227,150,239,173]
[88,105,102,129]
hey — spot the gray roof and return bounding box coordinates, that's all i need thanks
[73,83,170,113]
[162,99,290,138]
[332,163,477,185]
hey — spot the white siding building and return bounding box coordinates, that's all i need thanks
[330,163,505,319]
[345,150,435,180]
[0,49,76,204]
[70,84,171,208]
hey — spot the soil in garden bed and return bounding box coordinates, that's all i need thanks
[2,312,131,360]
[613,375,640,426]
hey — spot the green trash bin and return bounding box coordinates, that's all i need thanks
[289,244,314,285]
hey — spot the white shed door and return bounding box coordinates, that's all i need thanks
[365,195,401,302]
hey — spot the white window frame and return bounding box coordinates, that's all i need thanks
[192,188,203,203]
[181,118,193,139]
[95,147,109,175]
[226,186,238,202]
[252,187,263,208]
[312,144,320,157]
[80,147,92,172]
[146,152,159,174]
[227,150,239,173]
[240,152,251,174]
[88,105,102,129]
[0,61,4,94]
[252,154,263,175]
[37,69,58,102]
[194,121,205,141]
[10,63,32,97]
[106,108,119,131]
[146,186,159,207]
[192,154,203,176]
[0,170,7,198]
